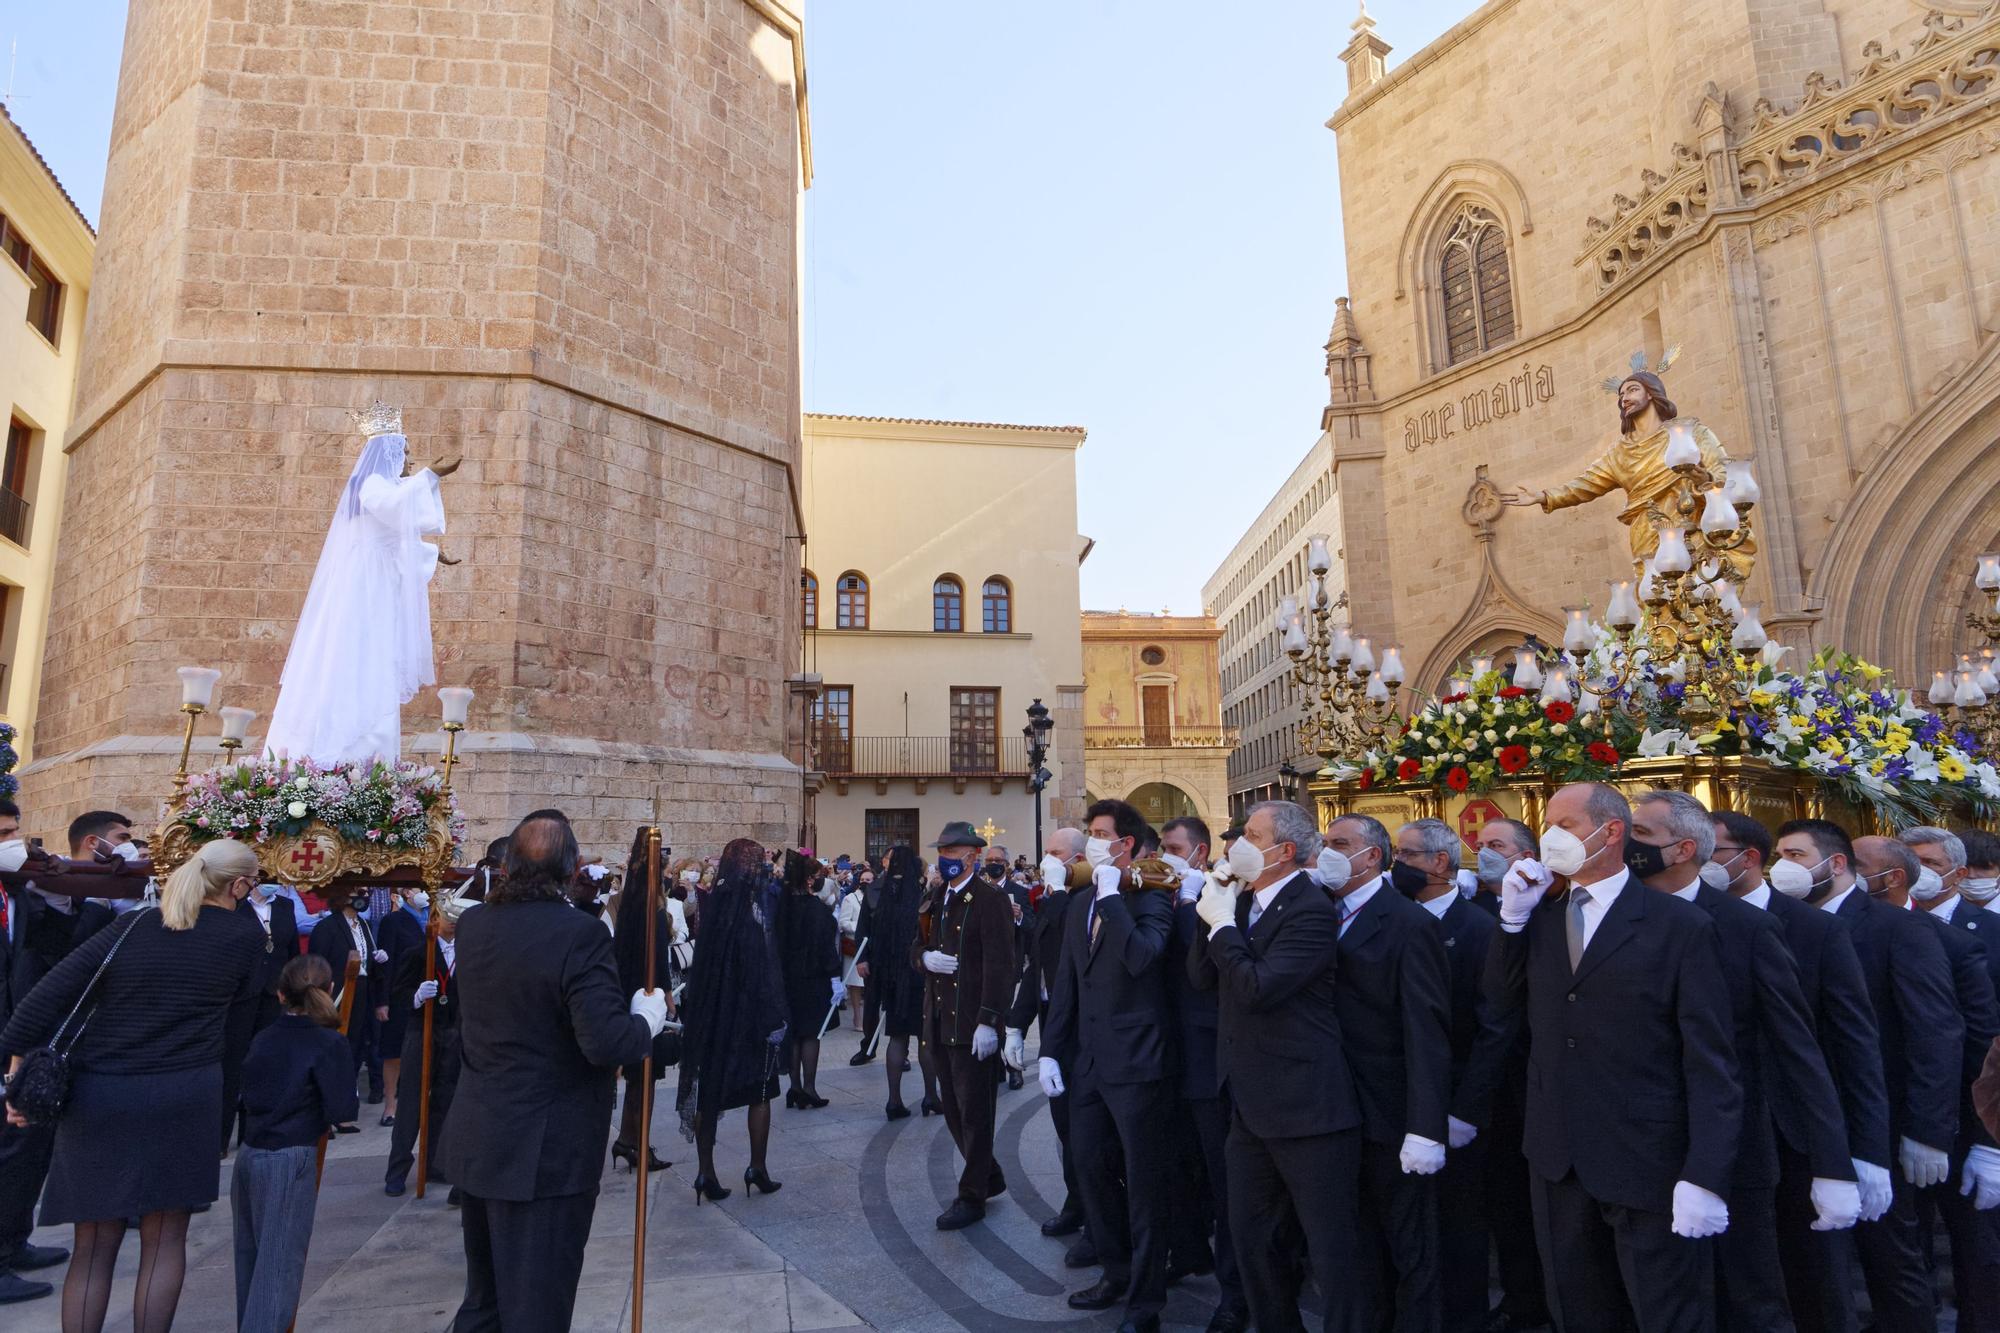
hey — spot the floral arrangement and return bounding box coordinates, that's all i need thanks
[170,755,464,851]
[0,721,16,800]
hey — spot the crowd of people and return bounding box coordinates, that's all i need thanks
[5,788,2000,1332]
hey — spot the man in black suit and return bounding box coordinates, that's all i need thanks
[442,815,666,1331]
[1318,813,1451,1332]
[308,887,391,1108]
[1709,810,1887,1333]
[1394,817,1519,1333]
[1484,781,1741,1333]
[1630,791,1857,1331]
[1161,813,1248,1333]
[1042,798,1178,1332]
[386,891,466,1197]
[1007,825,1088,1242]
[1775,818,1958,1333]
[1189,798,1371,1332]
[223,878,302,1151]
[1889,828,2000,1328]
[0,799,68,1305]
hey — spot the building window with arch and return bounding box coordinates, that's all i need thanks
[981,577,1012,633]
[836,571,869,629]
[933,576,963,632]
[801,570,817,629]
[1439,203,1515,365]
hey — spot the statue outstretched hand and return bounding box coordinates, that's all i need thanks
[1500,486,1542,507]
[430,455,462,479]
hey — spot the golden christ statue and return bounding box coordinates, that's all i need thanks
[1502,353,1756,578]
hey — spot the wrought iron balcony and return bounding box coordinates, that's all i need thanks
[815,733,1031,778]
[1082,725,1239,750]
[0,486,28,546]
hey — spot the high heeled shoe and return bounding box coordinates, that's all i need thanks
[920,1096,942,1117]
[885,1102,911,1121]
[691,1173,731,1205]
[611,1140,670,1172]
[784,1089,803,1109]
[801,1091,830,1109]
[743,1165,783,1195]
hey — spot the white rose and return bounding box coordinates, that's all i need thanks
[1484,729,1499,743]
[287,801,308,818]
[1550,723,1569,736]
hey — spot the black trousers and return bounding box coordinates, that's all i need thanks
[1440,1136,1487,1333]
[451,1190,597,1332]
[1168,1091,1246,1316]
[1851,1165,1937,1333]
[1916,1155,2000,1330]
[386,1027,459,1189]
[1714,1186,1793,1332]
[1358,1137,1441,1333]
[1774,1141,1859,1333]
[1484,1068,1548,1322]
[345,998,383,1097]
[1530,1171,1715,1333]
[1048,1084,1081,1218]
[0,1116,55,1261]
[1227,1113,1371,1333]
[935,1041,1003,1205]
[1073,1077,1175,1321]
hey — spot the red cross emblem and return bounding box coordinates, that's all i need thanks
[1457,798,1506,852]
[290,842,328,874]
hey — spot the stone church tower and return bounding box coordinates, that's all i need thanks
[24,0,811,854]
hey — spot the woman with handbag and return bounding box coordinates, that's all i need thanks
[611,827,678,1172]
[1,837,265,1333]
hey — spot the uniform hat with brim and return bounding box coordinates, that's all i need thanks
[930,820,987,849]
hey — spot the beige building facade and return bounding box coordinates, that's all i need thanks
[800,413,1087,863]
[1213,0,2000,809]
[0,108,93,763]
[22,0,811,858]
[1080,610,1235,831]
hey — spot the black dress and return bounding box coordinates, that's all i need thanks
[776,893,840,1041]
[859,866,926,1040]
[675,873,786,1137]
[2,904,263,1221]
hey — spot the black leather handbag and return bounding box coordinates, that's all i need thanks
[4,909,151,1125]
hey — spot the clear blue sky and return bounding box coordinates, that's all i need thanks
[8,0,1477,614]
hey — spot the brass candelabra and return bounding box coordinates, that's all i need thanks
[1275,540,1404,771]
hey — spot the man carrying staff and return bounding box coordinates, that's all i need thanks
[384,888,470,1199]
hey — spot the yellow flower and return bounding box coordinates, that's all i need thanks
[1940,756,1969,782]
[1817,737,1844,756]
[1748,690,1776,708]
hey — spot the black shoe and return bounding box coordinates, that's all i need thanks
[885,1102,911,1121]
[611,1141,670,1172]
[365,1089,384,1105]
[0,1272,52,1305]
[384,1179,406,1197]
[1040,1205,1084,1237]
[0,1243,67,1272]
[1484,1309,1552,1333]
[743,1165,782,1195]
[785,1088,804,1109]
[1167,1250,1214,1283]
[803,1091,830,1109]
[1117,1319,1161,1333]
[1206,1308,1249,1333]
[1007,1069,1024,1090]
[985,1175,1007,1200]
[1063,1239,1100,1268]
[446,1187,463,1208]
[379,1113,395,1127]
[920,1095,942,1117]
[691,1173,731,1204]
[848,1049,876,1066]
[1066,1277,1125,1311]
[935,1198,985,1230]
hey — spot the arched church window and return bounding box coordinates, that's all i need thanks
[1439,204,1515,365]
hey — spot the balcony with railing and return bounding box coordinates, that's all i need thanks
[1082,725,1239,750]
[0,487,28,547]
[815,733,1031,786]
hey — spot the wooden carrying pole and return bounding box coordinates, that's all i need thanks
[631,823,663,1333]
[415,906,440,1199]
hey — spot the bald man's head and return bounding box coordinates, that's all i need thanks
[492,814,580,904]
[1047,826,1087,862]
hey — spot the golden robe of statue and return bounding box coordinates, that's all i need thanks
[1535,417,1756,579]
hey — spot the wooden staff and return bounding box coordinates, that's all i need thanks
[287,954,360,1333]
[631,822,664,1333]
[415,899,440,1199]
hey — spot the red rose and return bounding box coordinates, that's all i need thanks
[1445,766,1471,791]
[1588,741,1620,765]
[1544,700,1576,724]
[1440,691,1469,704]
[1498,686,1528,700]
[1396,757,1422,782]
[1358,767,1375,791]
[1497,745,1530,774]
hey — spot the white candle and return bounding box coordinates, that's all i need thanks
[1699,488,1739,534]
[178,666,221,709]
[439,686,475,727]
[1447,678,1470,698]
[1931,671,1957,705]
[1274,597,1298,634]
[1308,537,1332,576]
[1664,423,1702,468]
[1607,581,1641,629]
[1512,653,1544,690]
[1563,607,1594,653]
[1379,646,1406,686]
[218,706,256,743]
[1350,636,1376,673]
[1980,650,1999,694]
[1539,666,1570,706]
[1724,460,1761,507]
[1330,626,1354,662]
[1282,621,1310,657]
[1717,583,1742,618]
[1977,554,2000,592]
[1576,687,1601,716]
[1955,672,1988,708]
[1730,613,1767,653]
[1654,527,1693,574]
[1470,655,1494,679]
[1365,673,1390,701]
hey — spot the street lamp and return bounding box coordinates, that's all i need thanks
[1024,698,1054,860]
[1278,759,1300,804]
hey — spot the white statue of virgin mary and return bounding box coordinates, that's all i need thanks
[263,404,450,766]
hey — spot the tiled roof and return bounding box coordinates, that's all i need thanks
[0,102,95,237]
[807,412,1086,435]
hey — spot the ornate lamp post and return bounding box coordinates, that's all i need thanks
[1275,537,1404,771]
[1024,698,1054,860]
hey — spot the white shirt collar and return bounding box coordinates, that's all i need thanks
[1930,895,1961,922]
[439,936,457,967]
[1418,891,1453,920]
[1338,873,1385,919]
[1671,882,1700,902]
[1817,883,1858,915]
[1251,876,1291,915]
[1743,881,1772,910]
[1570,865,1630,908]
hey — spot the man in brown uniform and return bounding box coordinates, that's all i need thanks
[915,820,1019,1230]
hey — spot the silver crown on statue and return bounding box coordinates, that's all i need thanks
[347,401,404,437]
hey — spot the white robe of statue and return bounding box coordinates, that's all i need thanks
[264,432,445,766]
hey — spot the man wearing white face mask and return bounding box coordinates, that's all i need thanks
[1894,827,2000,1327]
[1632,791,1857,1331]
[1709,810,1889,1333]
[1778,819,1957,1333]
[1483,782,1742,1332]
[1008,826,1090,1243]
[1963,830,2000,917]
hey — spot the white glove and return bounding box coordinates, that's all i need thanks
[1853,1158,1894,1221]
[372,948,390,964]
[1809,1177,1862,1231]
[921,949,959,975]
[1670,1180,1730,1238]
[1398,1133,1445,1175]
[1178,870,1204,905]
[1003,1028,1026,1072]
[413,979,440,1008]
[630,988,669,1038]
[1093,863,1123,899]
[1900,1134,1951,1188]
[1499,858,1555,928]
[831,977,847,1007]
[1962,1144,2000,1210]
[1195,875,1241,932]
[1447,1116,1478,1149]
[1038,1056,1065,1098]
[972,1024,999,1061]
